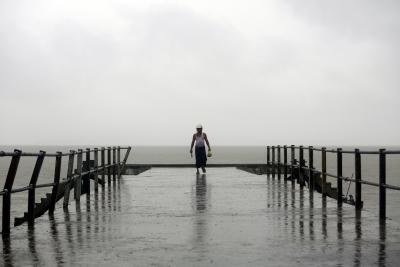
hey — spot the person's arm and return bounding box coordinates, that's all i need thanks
[190,134,195,156]
[204,133,211,150]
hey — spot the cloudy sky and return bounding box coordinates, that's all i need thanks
[0,0,399,146]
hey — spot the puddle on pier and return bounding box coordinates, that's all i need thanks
[1,168,399,266]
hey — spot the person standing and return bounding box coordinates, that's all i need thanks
[190,124,211,174]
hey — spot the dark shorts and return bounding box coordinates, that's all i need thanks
[195,146,207,168]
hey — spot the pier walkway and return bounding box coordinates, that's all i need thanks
[2,167,400,266]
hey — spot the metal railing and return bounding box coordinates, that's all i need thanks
[266,145,399,221]
[0,146,131,237]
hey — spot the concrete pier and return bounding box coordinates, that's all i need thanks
[1,167,399,266]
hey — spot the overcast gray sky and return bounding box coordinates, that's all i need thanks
[0,0,399,146]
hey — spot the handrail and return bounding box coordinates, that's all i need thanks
[266,145,400,221]
[1,146,132,235]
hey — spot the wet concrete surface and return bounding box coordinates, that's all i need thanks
[1,168,400,266]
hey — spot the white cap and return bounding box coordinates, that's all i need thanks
[196,124,203,129]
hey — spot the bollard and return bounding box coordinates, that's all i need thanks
[379,149,386,220]
[337,148,343,206]
[355,149,362,210]
[63,151,75,208]
[308,146,314,192]
[321,147,327,196]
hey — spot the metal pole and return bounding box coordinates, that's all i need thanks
[75,150,83,201]
[379,148,386,220]
[355,149,362,210]
[49,152,62,215]
[267,146,270,176]
[63,151,75,208]
[277,145,281,180]
[101,147,105,186]
[283,145,288,181]
[321,147,327,196]
[308,146,314,192]
[94,148,99,192]
[290,145,295,185]
[337,148,343,206]
[299,146,304,187]
[272,146,275,178]
[27,151,46,227]
[2,150,21,237]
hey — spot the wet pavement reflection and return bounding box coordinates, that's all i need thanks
[1,168,399,266]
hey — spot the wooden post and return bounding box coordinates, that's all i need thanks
[355,149,362,210]
[271,146,275,178]
[63,151,75,208]
[84,148,91,194]
[101,147,105,187]
[337,148,343,206]
[277,145,281,180]
[299,146,304,186]
[2,149,21,237]
[283,145,288,181]
[94,148,99,192]
[107,147,111,183]
[49,152,62,215]
[112,147,116,181]
[267,146,270,176]
[379,149,386,220]
[27,151,46,227]
[321,147,327,196]
[75,150,83,201]
[308,146,314,192]
[290,145,295,185]
[117,146,121,179]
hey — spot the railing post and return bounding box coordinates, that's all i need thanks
[119,147,131,177]
[74,149,83,201]
[94,148,99,192]
[299,146,304,187]
[117,146,121,179]
[337,148,343,206]
[277,145,281,180]
[101,147,105,186]
[355,149,362,210]
[290,145,295,185]
[308,146,314,192]
[321,147,327,196]
[112,147,116,181]
[27,151,46,227]
[107,147,111,183]
[379,149,386,220]
[267,146,270,176]
[84,148,91,195]
[49,152,62,215]
[63,151,75,208]
[271,146,275,178]
[283,145,288,181]
[2,149,21,237]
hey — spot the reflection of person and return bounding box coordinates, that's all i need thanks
[190,124,211,174]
